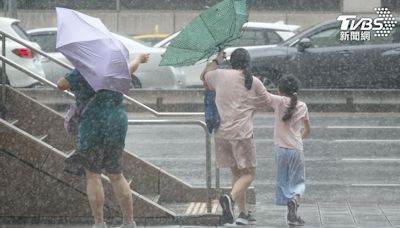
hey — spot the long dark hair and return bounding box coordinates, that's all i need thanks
[230,48,253,90]
[278,76,300,122]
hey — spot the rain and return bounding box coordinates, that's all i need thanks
[0,0,400,227]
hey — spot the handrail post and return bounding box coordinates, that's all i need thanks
[205,129,212,213]
[215,167,220,189]
[1,33,6,106]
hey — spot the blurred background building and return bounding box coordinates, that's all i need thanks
[1,0,397,36]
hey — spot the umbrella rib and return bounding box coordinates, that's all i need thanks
[226,0,246,45]
[161,0,248,66]
[73,11,111,38]
[199,14,218,48]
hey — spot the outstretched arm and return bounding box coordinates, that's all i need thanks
[129,53,150,74]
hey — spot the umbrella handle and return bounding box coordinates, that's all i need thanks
[215,50,226,62]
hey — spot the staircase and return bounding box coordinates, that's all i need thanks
[0,85,256,225]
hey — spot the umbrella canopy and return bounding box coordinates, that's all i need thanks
[56,7,132,94]
[159,0,248,67]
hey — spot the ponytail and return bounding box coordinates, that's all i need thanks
[243,66,253,90]
[230,48,253,90]
[282,93,298,121]
[278,76,300,122]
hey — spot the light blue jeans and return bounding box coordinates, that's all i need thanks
[275,146,306,206]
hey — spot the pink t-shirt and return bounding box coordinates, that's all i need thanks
[205,69,269,140]
[267,93,309,150]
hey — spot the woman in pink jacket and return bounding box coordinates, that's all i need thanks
[201,48,270,225]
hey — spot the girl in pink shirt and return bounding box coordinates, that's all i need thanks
[268,76,310,226]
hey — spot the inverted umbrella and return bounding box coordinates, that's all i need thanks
[159,0,248,67]
[56,7,132,94]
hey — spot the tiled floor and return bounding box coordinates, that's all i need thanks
[1,202,399,228]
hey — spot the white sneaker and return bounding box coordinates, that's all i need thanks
[92,222,106,228]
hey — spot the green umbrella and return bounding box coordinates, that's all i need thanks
[159,0,248,67]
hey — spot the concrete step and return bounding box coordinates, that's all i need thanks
[162,200,220,215]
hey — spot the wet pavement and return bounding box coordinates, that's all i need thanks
[126,112,400,203]
[2,113,400,228]
[1,201,399,227]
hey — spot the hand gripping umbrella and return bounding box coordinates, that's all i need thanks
[56,7,132,94]
[159,0,248,67]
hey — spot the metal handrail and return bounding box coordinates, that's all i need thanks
[0,31,73,70]
[0,31,218,212]
[128,119,212,212]
[0,54,74,97]
[1,32,6,106]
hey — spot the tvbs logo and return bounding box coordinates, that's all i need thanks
[337,8,397,39]
[337,15,384,31]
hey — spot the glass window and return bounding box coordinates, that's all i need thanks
[230,30,284,46]
[365,27,400,45]
[253,31,267,45]
[276,31,296,41]
[309,27,341,48]
[382,0,400,12]
[29,33,57,53]
[392,28,400,43]
[230,30,268,47]
[11,23,30,41]
[232,31,255,46]
[266,31,282,44]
